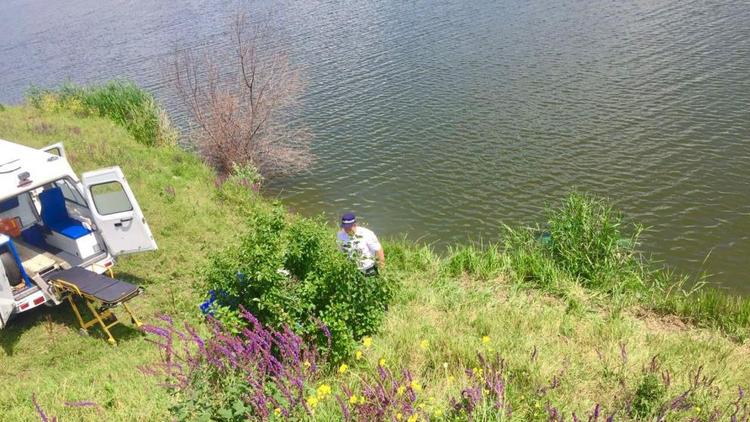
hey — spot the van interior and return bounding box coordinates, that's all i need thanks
[0,177,108,299]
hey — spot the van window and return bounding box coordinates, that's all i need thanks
[0,193,36,228]
[0,197,19,213]
[54,179,87,207]
[90,182,133,216]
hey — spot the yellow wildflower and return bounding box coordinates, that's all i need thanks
[695,406,702,414]
[447,375,455,384]
[40,94,59,113]
[407,415,419,422]
[303,360,311,369]
[363,336,373,349]
[410,380,422,393]
[419,339,429,350]
[349,395,358,405]
[359,395,367,404]
[379,358,387,367]
[316,383,332,399]
[396,413,403,420]
[306,395,319,408]
[482,335,491,344]
[397,385,406,396]
[355,350,363,360]
[339,363,349,374]
[434,409,444,417]
[274,407,281,416]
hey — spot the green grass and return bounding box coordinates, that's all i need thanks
[26,80,177,147]
[0,105,263,420]
[315,240,750,419]
[0,102,748,420]
[491,191,750,340]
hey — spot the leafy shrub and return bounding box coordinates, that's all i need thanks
[27,81,177,146]
[230,162,263,186]
[203,204,395,361]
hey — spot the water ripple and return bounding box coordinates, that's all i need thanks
[1,0,749,291]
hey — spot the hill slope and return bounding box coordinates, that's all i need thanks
[0,105,747,420]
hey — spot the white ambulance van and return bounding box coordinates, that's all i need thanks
[0,140,157,328]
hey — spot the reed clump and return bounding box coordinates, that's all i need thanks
[26,80,177,147]
[442,191,750,340]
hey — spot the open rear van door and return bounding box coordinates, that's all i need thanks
[40,142,66,158]
[0,260,14,329]
[81,167,157,256]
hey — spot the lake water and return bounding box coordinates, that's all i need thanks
[1,0,749,292]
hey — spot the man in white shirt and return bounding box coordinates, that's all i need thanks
[336,212,385,275]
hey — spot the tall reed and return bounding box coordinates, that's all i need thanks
[27,80,177,146]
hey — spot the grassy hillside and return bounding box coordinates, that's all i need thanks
[0,104,748,421]
[0,105,266,420]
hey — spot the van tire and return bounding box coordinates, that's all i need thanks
[0,250,22,287]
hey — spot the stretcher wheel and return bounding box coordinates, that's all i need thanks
[78,328,89,337]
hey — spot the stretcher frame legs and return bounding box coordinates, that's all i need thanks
[53,277,143,345]
[65,295,141,345]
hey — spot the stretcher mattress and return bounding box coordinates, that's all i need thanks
[47,267,140,304]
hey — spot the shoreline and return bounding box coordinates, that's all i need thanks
[1,95,749,420]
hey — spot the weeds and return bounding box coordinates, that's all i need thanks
[141,311,326,420]
[26,80,177,146]
[545,191,643,291]
[143,313,750,421]
[443,191,750,340]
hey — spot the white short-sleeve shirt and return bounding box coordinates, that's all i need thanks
[337,226,382,270]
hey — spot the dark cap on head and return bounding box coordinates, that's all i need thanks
[341,212,356,228]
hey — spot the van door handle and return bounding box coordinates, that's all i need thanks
[114,217,133,227]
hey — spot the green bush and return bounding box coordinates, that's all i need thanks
[203,204,395,362]
[26,80,177,146]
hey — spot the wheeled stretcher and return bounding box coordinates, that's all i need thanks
[47,267,143,344]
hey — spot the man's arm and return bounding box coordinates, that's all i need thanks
[366,230,385,269]
[376,248,385,268]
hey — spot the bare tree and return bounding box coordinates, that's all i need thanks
[174,12,311,178]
